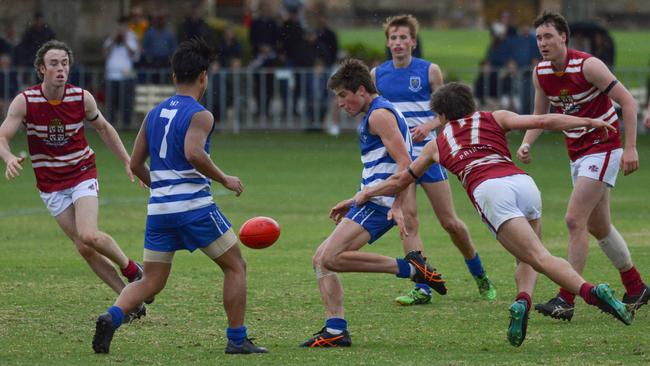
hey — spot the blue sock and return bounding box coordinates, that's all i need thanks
[415,283,431,295]
[226,326,247,346]
[396,258,411,278]
[465,253,485,278]
[325,317,347,334]
[107,306,124,329]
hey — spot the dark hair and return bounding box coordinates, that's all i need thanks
[34,40,73,80]
[383,14,419,40]
[171,38,214,84]
[430,82,476,121]
[327,58,377,94]
[533,10,570,45]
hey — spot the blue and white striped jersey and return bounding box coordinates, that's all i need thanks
[358,96,412,208]
[375,57,435,157]
[145,94,216,228]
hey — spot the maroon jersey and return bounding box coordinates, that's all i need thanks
[535,48,621,161]
[436,111,526,196]
[23,84,97,192]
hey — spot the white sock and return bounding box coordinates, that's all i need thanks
[326,328,343,335]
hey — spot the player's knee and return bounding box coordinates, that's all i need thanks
[440,217,462,235]
[75,241,96,261]
[78,230,102,247]
[565,214,586,233]
[321,253,338,272]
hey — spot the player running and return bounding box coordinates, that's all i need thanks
[91,38,267,355]
[372,14,495,305]
[517,11,649,320]
[0,40,146,321]
[354,82,634,347]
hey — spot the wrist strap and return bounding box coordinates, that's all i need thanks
[407,167,420,180]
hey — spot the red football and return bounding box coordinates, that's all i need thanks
[238,216,281,249]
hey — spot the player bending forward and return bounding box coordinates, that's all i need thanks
[355,82,634,347]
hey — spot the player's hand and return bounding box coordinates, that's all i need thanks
[222,175,244,196]
[410,125,430,143]
[588,118,616,141]
[388,206,408,239]
[124,161,135,183]
[4,155,25,180]
[621,146,639,176]
[644,114,650,129]
[352,189,369,206]
[516,143,532,164]
[329,198,353,224]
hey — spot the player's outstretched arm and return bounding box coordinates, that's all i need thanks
[84,91,134,182]
[494,109,615,134]
[0,95,27,180]
[185,110,243,196]
[644,103,650,129]
[583,57,639,175]
[130,117,151,187]
[354,140,438,205]
[517,70,548,164]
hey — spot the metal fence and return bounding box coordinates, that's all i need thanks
[1,66,648,132]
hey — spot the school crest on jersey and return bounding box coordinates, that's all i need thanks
[559,88,581,114]
[408,76,422,92]
[46,118,69,146]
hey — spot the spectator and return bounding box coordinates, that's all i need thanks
[0,54,18,114]
[103,17,137,127]
[177,6,215,44]
[249,43,279,118]
[210,26,243,121]
[216,26,242,69]
[128,5,150,45]
[474,59,498,108]
[499,59,521,112]
[313,11,338,67]
[14,11,56,66]
[296,29,329,127]
[279,5,304,116]
[249,0,280,57]
[142,14,176,69]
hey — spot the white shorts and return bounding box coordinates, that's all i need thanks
[471,174,542,235]
[570,148,622,187]
[39,178,99,217]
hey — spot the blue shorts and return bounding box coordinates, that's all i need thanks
[145,206,232,252]
[417,162,448,184]
[345,201,395,244]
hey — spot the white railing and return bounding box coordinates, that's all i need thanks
[0,66,647,133]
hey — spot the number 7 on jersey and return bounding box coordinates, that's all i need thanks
[158,108,178,159]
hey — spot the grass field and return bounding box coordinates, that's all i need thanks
[1,130,649,365]
[339,28,650,87]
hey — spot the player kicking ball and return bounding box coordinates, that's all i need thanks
[301,59,446,348]
[92,39,267,355]
[354,82,634,347]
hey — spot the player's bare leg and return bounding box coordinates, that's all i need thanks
[587,188,649,311]
[498,217,632,346]
[55,205,125,293]
[93,261,171,354]
[73,196,130,268]
[536,177,608,319]
[213,244,247,328]
[565,177,608,275]
[422,180,475,258]
[421,180,496,300]
[399,183,425,254]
